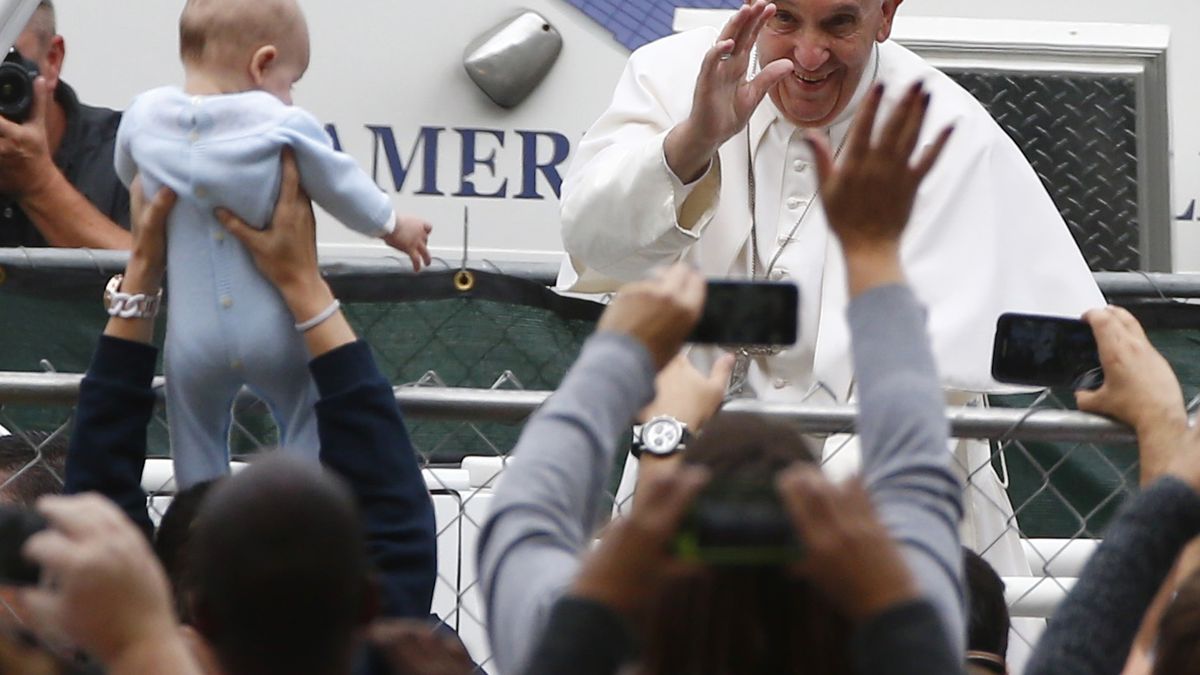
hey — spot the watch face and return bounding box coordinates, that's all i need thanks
[643,418,683,455]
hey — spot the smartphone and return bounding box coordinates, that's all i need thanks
[991,312,1103,389]
[674,480,803,566]
[688,280,799,346]
[0,506,45,586]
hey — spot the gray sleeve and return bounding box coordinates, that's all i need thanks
[476,332,656,675]
[848,284,965,655]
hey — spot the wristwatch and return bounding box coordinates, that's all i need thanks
[104,274,162,319]
[631,415,692,459]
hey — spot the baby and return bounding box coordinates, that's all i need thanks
[115,0,431,488]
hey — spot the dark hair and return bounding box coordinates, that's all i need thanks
[188,456,370,675]
[153,479,218,622]
[640,413,855,675]
[964,548,1010,667]
[1153,568,1200,675]
[683,412,817,478]
[0,431,67,506]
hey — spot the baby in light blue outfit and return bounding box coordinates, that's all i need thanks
[115,0,431,488]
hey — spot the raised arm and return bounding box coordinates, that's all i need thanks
[281,109,394,240]
[662,1,791,184]
[0,77,130,248]
[1026,307,1200,675]
[559,3,789,285]
[476,264,705,674]
[63,178,175,539]
[808,81,964,649]
[216,149,437,618]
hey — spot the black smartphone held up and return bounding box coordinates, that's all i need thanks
[991,312,1103,390]
[674,480,803,566]
[688,280,799,347]
[0,506,45,586]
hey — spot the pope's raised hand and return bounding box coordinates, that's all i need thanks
[664,1,793,184]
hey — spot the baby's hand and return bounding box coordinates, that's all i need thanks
[383,214,433,272]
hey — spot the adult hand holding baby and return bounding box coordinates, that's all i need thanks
[216,148,355,356]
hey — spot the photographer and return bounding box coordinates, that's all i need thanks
[1023,306,1200,675]
[0,1,130,248]
[477,83,963,675]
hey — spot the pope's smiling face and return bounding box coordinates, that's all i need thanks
[756,0,900,128]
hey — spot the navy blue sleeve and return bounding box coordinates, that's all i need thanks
[311,340,437,618]
[63,335,157,540]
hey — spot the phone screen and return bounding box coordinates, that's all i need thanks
[991,313,1102,389]
[688,281,799,346]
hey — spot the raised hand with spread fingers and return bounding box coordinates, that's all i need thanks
[806,82,954,297]
[664,1,793,184]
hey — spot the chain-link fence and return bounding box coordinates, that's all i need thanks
[1,250,1198,673]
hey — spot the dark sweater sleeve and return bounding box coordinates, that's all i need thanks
[310,340,437,619]
[851,600,966,675]
[63,335,157,540]
[1026,476,1200,675]
[522,597,636,675]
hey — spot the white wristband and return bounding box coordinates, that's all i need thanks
[294,299,341,332]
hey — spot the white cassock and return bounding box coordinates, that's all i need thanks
[558,27,1103,658]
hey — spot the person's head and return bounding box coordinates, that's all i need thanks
[754,0,902,128]
[641,413,855,675]
[1152,568,1200,675]
[963,548,1009,675]
[178,0,310,104]
[187,456,373,675]
[12,1,63,93]
[152,479,218,623]
[0,431,67,506]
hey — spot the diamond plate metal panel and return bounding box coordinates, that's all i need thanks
[948,72,1141,271]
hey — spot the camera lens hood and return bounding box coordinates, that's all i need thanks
[0,48,39,123]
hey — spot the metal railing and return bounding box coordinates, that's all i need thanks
[4,247,1200,298]
[4,250,1197,672]
[0,375,1140,666]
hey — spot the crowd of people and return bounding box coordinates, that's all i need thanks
[0,0,1196,674]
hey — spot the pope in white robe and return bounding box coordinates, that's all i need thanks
[557,0,1103,643]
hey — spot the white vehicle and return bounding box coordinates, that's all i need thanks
[38,0,1200,271]
[7,2,1198,672]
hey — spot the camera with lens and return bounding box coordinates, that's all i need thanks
[0,47,39,123]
